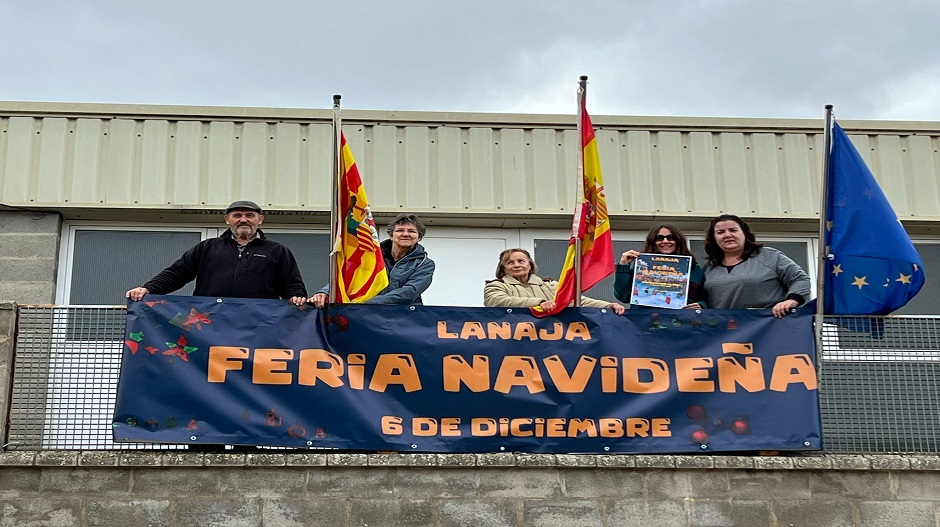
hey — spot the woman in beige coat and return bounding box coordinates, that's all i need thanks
[484,248,625,314]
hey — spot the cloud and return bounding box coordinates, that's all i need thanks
[1,0,939,120]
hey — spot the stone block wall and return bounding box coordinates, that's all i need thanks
[1,451,939,527]
[0,211,61,304]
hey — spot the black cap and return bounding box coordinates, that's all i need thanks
[224,200,263,214]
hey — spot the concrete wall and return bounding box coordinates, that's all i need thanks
[0,211,60,304]
[1,451,939,527]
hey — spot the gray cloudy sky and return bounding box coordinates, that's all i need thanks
[1,1,937,120]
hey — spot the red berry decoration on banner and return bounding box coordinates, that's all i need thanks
[726,319,737,330]
[287,424,306,438]
[686,404,707,420]
[315,427,326,439]
[329,315,350,332]
[729,418,751,435]
[691,429,710,444]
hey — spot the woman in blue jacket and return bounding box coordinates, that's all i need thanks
[310,214,435,306]
[613,224,706,309]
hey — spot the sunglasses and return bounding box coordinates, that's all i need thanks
[654,234,677,242]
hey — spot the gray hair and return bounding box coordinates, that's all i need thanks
[385,214,427,238]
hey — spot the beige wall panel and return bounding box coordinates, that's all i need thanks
[907,135,940,218]
[307,123,332,209]
[687,131,721,215]
[206,121,236,205]
[71,119,103,205]
[716,133,750,214]
[467,127,498,210]
[140,120,170,205]
[270,123,302,209]
[238,122,270,207]
[369,125,403,208]
[435,126,464,210]
[4,117,37,203]
[104,119,137,205]
[655,131,687,214]
[523,128,559,213]
[594,129,623,212]
[402,126,432,210]
[749,133,785,216]
[35,118,68,204]
[781,133,820,217]
[621,130,656,214]
[171,121,204,207]
[870,134,908,213]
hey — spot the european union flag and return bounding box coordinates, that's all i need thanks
[824,122,925,315]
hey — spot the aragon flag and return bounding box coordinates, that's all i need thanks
[531,94,614,317]
[333,133,389,302]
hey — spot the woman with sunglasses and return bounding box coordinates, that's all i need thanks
[702,214,810,318]
[613,225,706,309]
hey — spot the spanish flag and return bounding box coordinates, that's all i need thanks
[334,134,389,302]
[532,94,614,316]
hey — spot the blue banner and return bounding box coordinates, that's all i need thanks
[113,295,822,453]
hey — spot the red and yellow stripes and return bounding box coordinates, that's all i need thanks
[335,134,389,303]
[532,98,614,317]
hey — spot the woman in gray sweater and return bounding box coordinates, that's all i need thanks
[701,214,811,318]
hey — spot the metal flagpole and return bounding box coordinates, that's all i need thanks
[815,104,834,365]
[573,75,588,307]
[329,95,343,304]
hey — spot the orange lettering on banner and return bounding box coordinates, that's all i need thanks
[567,418,597,437]
[622,358,670,393]
[296,349,345,387]
[651,418,672,437]
[494,356,545,393]
[382,416,403,435]
[442,355,490,392]
[674,357,714,392]
[546,418,567,437]
[435,320,593,341]
[440,418,461,437]
[369,354,422,392]
[600,356,619,392]
[207,346,249,382]
[486,322,512,339]
[511,418,533,436]
[626,418,651,437]
[347,354,367,390]
[717,356,766,392]
[599,418,623,437]
[413,417,438,436]
[542,355,596,392]
[436,321,458,339]
[460,322,487,339]
[513,322,538,341]
[770,354,818,391]
[564,322,591,341]
[538,323,564,341]
[472,418,497,436]
[252,348,294,385]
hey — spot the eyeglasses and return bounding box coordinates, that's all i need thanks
[654,234,677,242]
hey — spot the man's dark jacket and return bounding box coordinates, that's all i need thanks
[143,229,307,299]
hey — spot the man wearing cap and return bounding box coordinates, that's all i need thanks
[125,200,308,306]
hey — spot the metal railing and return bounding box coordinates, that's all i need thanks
[6,306,940,453]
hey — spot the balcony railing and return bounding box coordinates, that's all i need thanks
[6,305,940,453]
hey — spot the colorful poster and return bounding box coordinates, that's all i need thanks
[113,295,822,454]
[630,254,692,309]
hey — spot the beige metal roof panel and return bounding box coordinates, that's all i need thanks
[1,102,939,229]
